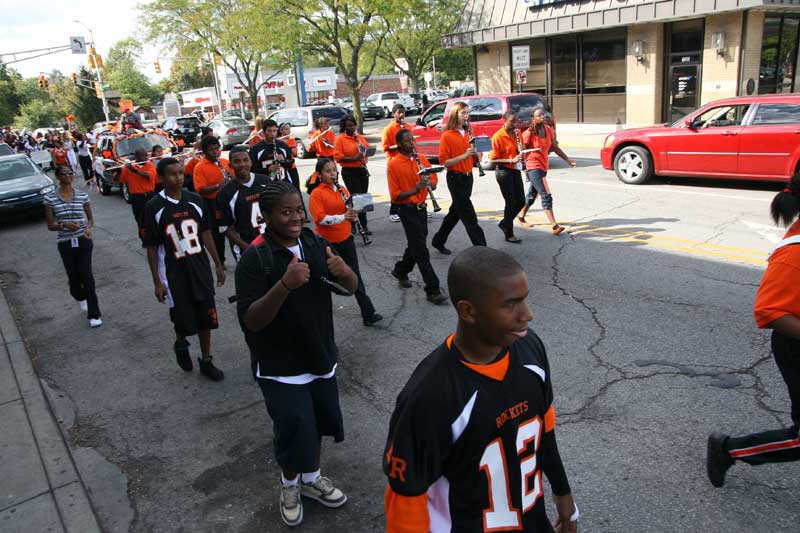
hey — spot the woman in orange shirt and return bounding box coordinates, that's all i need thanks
[310,117,335,159]
[334,115,372,235]
[278,122,300,191]
[309,158,382,326]
[517,108,575,235]
[707,174,800,487]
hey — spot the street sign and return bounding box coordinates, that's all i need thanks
[511,45,530,70]
[399,75,408,91]
[70,37,86,55]
[516,70,527,85]
[424,72,433,82]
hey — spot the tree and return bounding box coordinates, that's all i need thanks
[0,66,23,126]
[72,67,105,129]
[141,0,293,114]
[156,45,215,95]
[380,0,462,92]
[433,47,473,87]
[275,0,389,128]
[13,99,59,129]
[104,39,161,108]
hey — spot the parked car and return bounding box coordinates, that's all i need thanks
[29,149,52,171]
[222,108,253,120]
[94,131,176,201]
[0,154,55,215]
[365,92,416,118]
[408,93,424,114]
[205,117,253,148]
[160,116,203,146]
[268,105,349,158]
[412,92,553,167]
[343,100,383,120]
[452,86,476,98]
[601,94,800,185]
[0,143,13,156]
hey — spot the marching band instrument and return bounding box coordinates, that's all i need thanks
[464,120,485,177]
[309,127,334,149]
[333,177,372,245]
[512,128,525,171]
[410,142,442,213]
[103,148,197,172]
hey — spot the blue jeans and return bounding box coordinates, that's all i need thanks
[525,169,552,210]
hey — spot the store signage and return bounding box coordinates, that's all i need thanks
[512,45,530,70]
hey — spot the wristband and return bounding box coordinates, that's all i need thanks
[279,278,291,292]
[569,503,579,522]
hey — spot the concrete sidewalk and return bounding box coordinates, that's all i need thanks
[0,287,101,533]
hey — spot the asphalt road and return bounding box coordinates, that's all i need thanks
[0,150,797,532]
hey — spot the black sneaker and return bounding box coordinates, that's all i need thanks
[391,269,412,289]
[707,432,734,487]
[432,244,452,255]
[174,340,192,371]
[427,292,449,305]
[198,356,225,381]
[363,313,383,326]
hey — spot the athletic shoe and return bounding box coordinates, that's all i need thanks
[79,300,88,312]
[174,340,192,371]
[391,269,412,289]
[300,476,347,508]
[363,313,384,326]
[433,244,452,255]
[198,357,225,381]
[426,292,449,305]
[280,482,303,527]
[552,224,566,235]
[707,432,734,487]
[389,214,400,222]
[88,318,103,328]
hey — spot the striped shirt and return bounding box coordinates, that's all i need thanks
[43,189,89,241]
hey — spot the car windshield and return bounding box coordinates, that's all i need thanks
[116,134,171,157]
[223,118,249,127]
[0,157,39,182]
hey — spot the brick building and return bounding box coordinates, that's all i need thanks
[443,1,800,126]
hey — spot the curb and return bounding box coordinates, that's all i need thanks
[0,286,102,533]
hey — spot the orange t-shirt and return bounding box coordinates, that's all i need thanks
[284,137,298,169]
[382,121,412,160]
[334,133,370,168]
[311,129,335,158]
[521,125,554,172]
[193,157,230,199]
[309,183,351,244]
[184,155,202,176]
[489,127,522,170]
[754,219,800,328]
[119,162,157,194]
[439,129,472,175]
[248,131,265,147]
[387,153,437,205]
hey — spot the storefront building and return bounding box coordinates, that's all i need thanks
[442,0,800,126]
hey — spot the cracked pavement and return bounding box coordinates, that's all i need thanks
[0,149,797,531]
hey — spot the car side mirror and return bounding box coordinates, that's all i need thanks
[684,119,701,129]
[416,118,423,126]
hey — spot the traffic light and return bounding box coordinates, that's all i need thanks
[88,54,96,69]
[95,54,103,68]
[71,72,78,84]
[214,54,222,66]
[94,82,102,99]
[37,75,45,89]
[154,60,161,74]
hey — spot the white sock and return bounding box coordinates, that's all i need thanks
[301,470,321,484]
[281,473,299,487]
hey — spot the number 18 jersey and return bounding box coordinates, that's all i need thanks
[141,190,215,304]
[383,330,569,532]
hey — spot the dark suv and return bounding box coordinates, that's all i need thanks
[160,116,202,146]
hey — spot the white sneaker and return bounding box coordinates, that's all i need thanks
[280,482,303,527]
[88,318,103,328]
[79,300,88,312]
[389,214,401,222]
[300,476,347,508]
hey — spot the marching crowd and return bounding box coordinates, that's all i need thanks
[35,101,800,531]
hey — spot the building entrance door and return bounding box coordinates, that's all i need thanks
[668,64,701,122]
[664,18,704,122]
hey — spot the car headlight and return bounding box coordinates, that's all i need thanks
[40,185,54,194]
[603,135,615,148]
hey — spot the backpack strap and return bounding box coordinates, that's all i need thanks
[768,235,800,260]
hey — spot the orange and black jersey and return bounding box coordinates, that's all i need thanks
[249,139,292,175]
[141,190,214,300]
[384,330,570,533]
[216,173,270,244]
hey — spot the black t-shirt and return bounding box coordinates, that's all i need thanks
[234,228,344,377]
[249,139,292,178]
[384,330,568,532]
[216,173,270,244]
[141,190,215,302]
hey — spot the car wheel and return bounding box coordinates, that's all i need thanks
[296,141,307,159]
[121,183,131,203]
[101,181,111,196]
[613,145,653,185]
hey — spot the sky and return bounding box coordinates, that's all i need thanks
[0,0,167,82]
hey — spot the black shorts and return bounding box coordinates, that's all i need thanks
[257,376,345,473]
[169,298,218,336]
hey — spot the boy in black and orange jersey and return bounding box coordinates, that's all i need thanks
[142,158,226,381]
[384,246,578,533]
[387,129,448,305]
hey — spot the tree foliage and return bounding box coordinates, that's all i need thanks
[0,67,23,126]
[13,99,59,130]
[104,38,161,107]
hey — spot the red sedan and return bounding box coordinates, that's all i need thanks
[601,94,800,184]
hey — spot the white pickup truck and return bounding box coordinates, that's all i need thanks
[365,92,416,118]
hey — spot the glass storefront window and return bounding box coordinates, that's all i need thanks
[552,36,577,122]
[759,15,800,94]
[582,28,626,123]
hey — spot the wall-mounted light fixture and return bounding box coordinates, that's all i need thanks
[712,31,725,56]
[632,40,644,63]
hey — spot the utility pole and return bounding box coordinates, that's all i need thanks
[74,20,110,122]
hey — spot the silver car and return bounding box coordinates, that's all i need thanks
[0,154,55,214]
[206,117,253,148]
